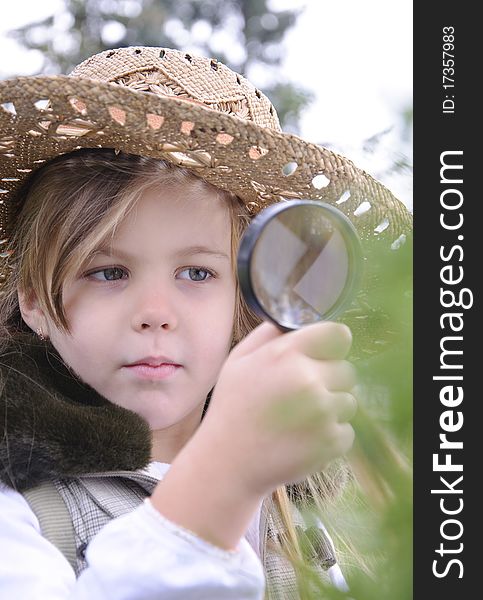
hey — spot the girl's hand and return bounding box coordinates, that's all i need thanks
[199,321,357,496]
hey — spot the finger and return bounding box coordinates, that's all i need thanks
[316,360,357,392]
[231,321,282,358]
[314,423,355,463]
[328,391,358,423]
[333,423,356,457]
[278,322,352,361]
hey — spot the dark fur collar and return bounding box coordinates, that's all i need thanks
[0,335,152,491]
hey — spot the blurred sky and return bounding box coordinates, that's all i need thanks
[0,0,413,207]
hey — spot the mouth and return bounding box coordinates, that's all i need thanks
[124,357,183,380]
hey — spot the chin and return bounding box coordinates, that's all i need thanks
[145,414,191,432]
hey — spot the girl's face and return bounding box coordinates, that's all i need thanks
[35,184,236,443]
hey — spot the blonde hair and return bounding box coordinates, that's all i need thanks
[0,148,349,579]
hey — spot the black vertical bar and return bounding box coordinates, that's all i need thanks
[414,2,476,598]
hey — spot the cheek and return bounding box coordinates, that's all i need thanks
[52,304,114,369]
[195,293,236,359]
[63,289,114,334]
[216,284,237,337]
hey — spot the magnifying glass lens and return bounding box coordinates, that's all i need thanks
[238,201,361,330]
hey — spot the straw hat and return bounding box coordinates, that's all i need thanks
[0,46,412,353]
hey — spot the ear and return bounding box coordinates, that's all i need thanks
[17,287,49,336]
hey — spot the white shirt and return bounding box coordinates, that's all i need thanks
[0,462,347,597]
[0,462,265,599]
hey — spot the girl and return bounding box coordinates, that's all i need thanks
[0,47,411,598]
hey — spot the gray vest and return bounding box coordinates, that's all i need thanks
[24,471,336,599]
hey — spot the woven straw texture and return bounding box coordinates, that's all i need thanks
[0,47,411,244]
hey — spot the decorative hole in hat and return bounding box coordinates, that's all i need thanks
[0,46,412,356]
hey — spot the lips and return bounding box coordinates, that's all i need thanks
[123,357,183,381]
[126,356,182,368]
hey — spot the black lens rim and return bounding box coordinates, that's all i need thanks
[237,200,363,331]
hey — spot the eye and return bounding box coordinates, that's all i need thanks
[177,267,215,282]
[87,267,128,281]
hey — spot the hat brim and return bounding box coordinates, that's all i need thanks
[0,75,411,244]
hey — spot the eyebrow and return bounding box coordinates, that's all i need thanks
[94,245,230,261]
[174,245,230,260]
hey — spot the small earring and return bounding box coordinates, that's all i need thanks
[36,327,46,341]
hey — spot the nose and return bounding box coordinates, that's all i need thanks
[130,287,178,333]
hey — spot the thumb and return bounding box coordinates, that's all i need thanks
[230,321,282,358]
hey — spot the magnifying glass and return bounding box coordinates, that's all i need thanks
[237,200,362,331]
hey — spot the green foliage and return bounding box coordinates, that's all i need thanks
[301,235,413,599]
